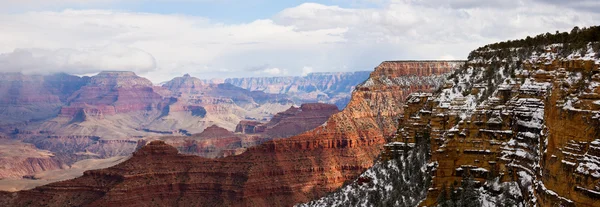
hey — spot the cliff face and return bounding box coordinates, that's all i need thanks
[225,71,371,109]
[380,43,600,206]
[0,73,89,126]
[0,61,461,207]
[235,103,340,139]
[0,71,295,191]
[60,71,166,118]
[159,125,244,158]
[154,74,293,132]
[0,141,64,179]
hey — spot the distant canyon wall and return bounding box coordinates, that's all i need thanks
[0,61,463,207]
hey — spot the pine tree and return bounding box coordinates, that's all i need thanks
[502,184,517,207]
[437,184,448,207]
[460,172,481,207]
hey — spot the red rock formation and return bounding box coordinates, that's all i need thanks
[0,141,65,179]
[160,125,243,158]
[59,71,165,118]
[194,125,239,139]
[370,61,463,77]
[0,73,89,125]
[0,157,64,179]
[0,61,460,207]
[235,120,265,134]
[158,74,294,131]
[235,103,339,139]
[262,103,339,138]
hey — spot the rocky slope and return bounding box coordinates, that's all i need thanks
[151,74,293,132]
[235,103,340,139]
[225,71,371,109]
[158,125,244,158]
[372,27,600,207]
[0,73,89,127]
[294,27,600,207]
[0,61,461,207]
[0,71,297,191]
[58,71,166,118]
[0,140,64,179]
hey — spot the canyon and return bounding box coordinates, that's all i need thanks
[0,71,350,187]
[296,28,600,207]
[0,61,460,206]
[225,71,371,109]
[2,26,598,207]
[400,42,600,207]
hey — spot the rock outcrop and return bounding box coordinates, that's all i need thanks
[0,61,461,207]
[235,103,340,139]
[381,40,600,206]
[152,74,294,132]
[0,141,64,179]
[59,71,166,118]
[235,120,265,134]
[0,73,89,126]
[160,125,243,158]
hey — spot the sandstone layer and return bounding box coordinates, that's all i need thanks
[0,140,64,179]
[235,103,340,139]
[0,61,461,207]
[0,73,89,126]
[382,45,600,206]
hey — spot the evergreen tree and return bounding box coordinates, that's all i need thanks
[501,185,517,207]
[460,172,481,207]
[437,184,448,207]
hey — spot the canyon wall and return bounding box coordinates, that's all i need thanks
[383,45,600,206]
[0,61,461,207]
[0,141,65,179]
[225,71,371,109]
[0,73,89,126]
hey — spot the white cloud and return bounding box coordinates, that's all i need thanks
[0,1,598,82]
[439,55,455,60]
[258,67,287,76]
[301,66,313,76]
[0,44,155,75]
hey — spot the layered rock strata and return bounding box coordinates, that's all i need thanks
[225,71,371,109]
[0,61,461,207]
[384,45,600,206]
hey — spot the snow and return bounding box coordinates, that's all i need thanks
[471,167,489,173]
[384,142,416,148]
[298,141,431,207]
[538,181,574,204]
[486,117,503,124]
[361,78,375,87]
[575,186,600,196]
[561,160,576,166]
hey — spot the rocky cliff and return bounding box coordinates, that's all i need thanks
[152,74,293,133]
[225,71,371,109]
[0,140,64,179]
[298,27,600,207]
[0,73,89,126]
[0,61,461,207]
[378,28,600,207]
[159,125,244,158]
[0,71,299,191]
[235,103,340,139]
[59,71,166,118]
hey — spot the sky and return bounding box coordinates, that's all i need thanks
[0,0,598,83]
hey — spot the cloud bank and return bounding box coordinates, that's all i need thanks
[0,0,598,82]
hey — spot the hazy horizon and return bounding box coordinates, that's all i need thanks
[1,0,598,82]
